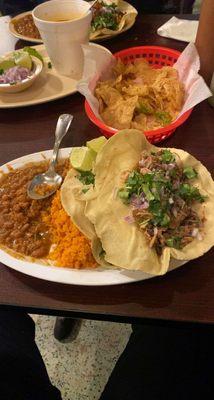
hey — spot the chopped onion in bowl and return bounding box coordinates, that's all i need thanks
[0,66,31,84]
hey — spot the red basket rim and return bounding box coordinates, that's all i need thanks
[85,100,193,138]
[113,45,181,58]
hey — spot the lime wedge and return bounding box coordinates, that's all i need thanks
[14,51,32,70]
[23,47,44,64]
[0,59,15,71]
[70,147,96,171]
[87,136,107,154]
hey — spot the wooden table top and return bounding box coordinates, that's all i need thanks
[0,13,213,325]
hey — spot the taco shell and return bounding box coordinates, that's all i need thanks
[61,130,214,275]
[90,1,138,40]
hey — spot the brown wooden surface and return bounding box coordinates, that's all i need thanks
[0,14,214,324]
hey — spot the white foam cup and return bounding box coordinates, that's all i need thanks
[33,0,92,79]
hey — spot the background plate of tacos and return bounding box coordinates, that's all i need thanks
[9,1,138,44]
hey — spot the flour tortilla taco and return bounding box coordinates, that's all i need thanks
[61,130,214,275]
[60,168,111,267]
[90,1,137,40]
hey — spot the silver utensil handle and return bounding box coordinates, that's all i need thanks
[49,114,73,173]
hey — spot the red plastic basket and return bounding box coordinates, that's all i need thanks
[85,46,193,143]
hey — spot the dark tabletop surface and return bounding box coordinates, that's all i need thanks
[0,13,213,324]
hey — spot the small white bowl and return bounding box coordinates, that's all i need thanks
[0,56,43,94]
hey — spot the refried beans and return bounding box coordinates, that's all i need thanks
[0,159,69,258]
[14,15,41,40]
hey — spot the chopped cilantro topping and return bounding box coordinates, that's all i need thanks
[138,102,153,115]
[91,2,121,32]
[82,187,90,194]
[0,69,4,75]
[118,171,161,203]
[161,149,175,164]
[178,183,205,203]
[77,170,95,186]
[118,189,130,201]
[92,13,118,31]
[142,183,154,201]
[149,200,170,227]
[155,111,172,126]
[183,166,198,179]
[48,61,52,69]
[161,213,170,227]
[166,236,181,249]
[119,149,205,251]
[118,169,173,205]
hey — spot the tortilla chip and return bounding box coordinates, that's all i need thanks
[131,113,147,127]
[95,85,122,106]
[95,58,184,131]
[121,84,149,97]
[100,96,138,129]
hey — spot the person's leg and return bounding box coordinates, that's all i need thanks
[0,310,62,400]
[100,322,214,400]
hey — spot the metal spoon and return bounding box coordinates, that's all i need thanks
[27,114,73,200]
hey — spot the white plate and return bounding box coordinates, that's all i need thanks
[0,43,111,108]
[0,149,187,286]
[9,1,137,43]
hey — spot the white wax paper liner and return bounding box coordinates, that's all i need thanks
[78,43,212,123]
[157,17,198,43]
